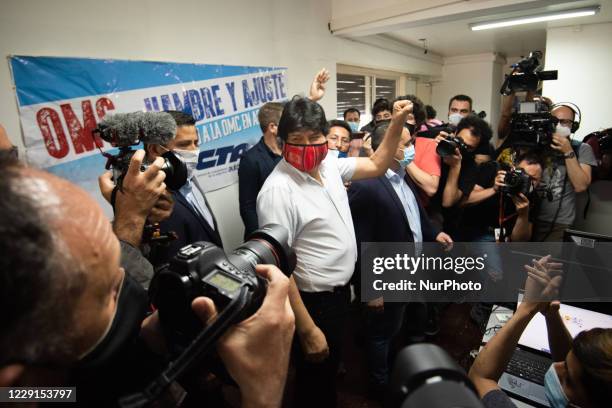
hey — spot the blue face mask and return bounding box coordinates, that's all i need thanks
[348,121,360,133]
[396,144,415,170]
[544,365,571,408]
[338,151,348,158]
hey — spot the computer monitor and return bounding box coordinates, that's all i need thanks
[517,294,612,354]
[562,229,612,314]
[563,228,612,245]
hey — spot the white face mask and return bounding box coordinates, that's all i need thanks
[448,113,463,126]
[555,123,572,138]
[173,148,199,180]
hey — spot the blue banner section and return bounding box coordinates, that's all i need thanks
[9,55,288,214]
[10,56,284,106]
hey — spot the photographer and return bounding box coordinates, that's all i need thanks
[421,95,493,163]
[468,257,612,408]
[0,152,294,408]
[533,103,597,241]
[454,151,543,243]
[439,115,490,209]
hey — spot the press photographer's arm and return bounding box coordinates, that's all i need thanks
[550,128,592,193]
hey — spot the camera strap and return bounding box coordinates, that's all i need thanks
[118,286,250,408]
[498,194,519,242]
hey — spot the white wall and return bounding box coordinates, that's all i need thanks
[431,53,505,132]
[544,22,612,235]
[0,0,442,250]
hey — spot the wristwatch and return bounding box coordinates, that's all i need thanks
[564,151,576,159]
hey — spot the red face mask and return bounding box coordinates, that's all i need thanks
[283,141,328,172]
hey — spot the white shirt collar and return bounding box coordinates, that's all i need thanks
[385,168,403,182]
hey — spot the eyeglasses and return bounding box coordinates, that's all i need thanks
[558,119,574,127]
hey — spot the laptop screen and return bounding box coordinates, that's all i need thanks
[517,299,612,354]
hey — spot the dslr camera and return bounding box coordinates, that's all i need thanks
[150,224,296,348]
[436,135,469,158]
[119,224,296,408]
[500,51,558,96]
[501,168,532,197]
[92,111,187,191]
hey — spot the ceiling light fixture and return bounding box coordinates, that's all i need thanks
[470,6,600,31]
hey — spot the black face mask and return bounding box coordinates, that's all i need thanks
[405,123,416,135]
[77,274,149,370]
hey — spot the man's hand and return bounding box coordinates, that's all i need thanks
[493,170,506,192]
[434,131,450,144]
[443,147,462,168]
[393,99,414,119]
[362,134,374,157]
[299,325,329,363]
[551,133,573,154]
[435,232,454,251]
[308,68,331,102]
[98,150,167,216]
[99,150,167,246]
[192,265,295,408]
[435,133,462,167]
[148,190,174,224]
[367,297,384,313]
[511,193,530,215]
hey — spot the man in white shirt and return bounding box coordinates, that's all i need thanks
[257,96,413,407]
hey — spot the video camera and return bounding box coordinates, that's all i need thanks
[508,100,559,148]
[500,51,558,96]
[388,343,484,408]
[92,111,187,191]
[118,225,296,408]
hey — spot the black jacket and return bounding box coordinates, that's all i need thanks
[238,137,282,239]
[348,173,440,288]
[149,182,223,268]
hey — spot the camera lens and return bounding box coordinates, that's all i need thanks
[436,139,458,157]
[228,224,296,277]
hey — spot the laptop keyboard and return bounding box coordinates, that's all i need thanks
[506,349,551,385]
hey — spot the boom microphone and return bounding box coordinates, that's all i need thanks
[94,111,177,147]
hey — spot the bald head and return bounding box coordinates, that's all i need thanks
[0,157,122,367]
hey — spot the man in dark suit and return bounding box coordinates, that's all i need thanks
[238,102,283,239]
[348,120,452,398]
[145,110,222,268]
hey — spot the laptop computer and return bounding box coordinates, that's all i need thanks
[498,296,612,407]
